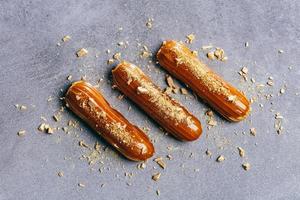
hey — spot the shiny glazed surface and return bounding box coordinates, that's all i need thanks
[157,40,251,122]
[65,81,154,161]
[112,61,202,141]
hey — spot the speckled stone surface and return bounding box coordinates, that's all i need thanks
[0,1,299,199]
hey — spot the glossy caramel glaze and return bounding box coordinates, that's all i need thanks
[112,61,202,141]
[65,81,154,161]
[157,40,250,122]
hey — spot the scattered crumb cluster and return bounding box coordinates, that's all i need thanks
[13,22,291,196]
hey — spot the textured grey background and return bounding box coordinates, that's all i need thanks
[0,0,300,199]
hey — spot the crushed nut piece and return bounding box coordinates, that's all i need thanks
[156,189,160,196]
[216,155,225,162]
[180,88,188,95]
[78,183,85,187]
[250,128,256,136]
[146,18,153,29]
[113,52,121,61]
[207,52,216,60]
[152,173,161,181]
[67,75,72,81]
[186,34,195,44]
[237,147,245,157]
[17,130,26,136]
[58,171,64,177]
[38,123,54,134]
[76,48,88,57]
[154,157,166,169]
[62,35,71,42]
[242,163,251,171]
[214,48,225,61]
[205,149,212,156]
[107,59,114,64]
[79,140,89,148]
[241,67,248,74]
[137,162,146,169]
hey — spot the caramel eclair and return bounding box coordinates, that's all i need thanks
[157,40,250,122]
[65,81,154,161]
[112,61,202,141]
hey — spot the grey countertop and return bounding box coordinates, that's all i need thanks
[0,0,299,199]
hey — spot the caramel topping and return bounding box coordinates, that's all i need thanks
[171,43,230,97]
[74,91,137,147]
[122,64,194,127]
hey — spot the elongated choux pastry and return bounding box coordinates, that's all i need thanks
[65,81,154,161]
[112,61,202,141]
[157,40,250,122]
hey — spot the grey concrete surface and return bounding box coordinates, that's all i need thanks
[0,0,300,199]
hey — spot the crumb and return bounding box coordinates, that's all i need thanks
[62,35,71,42]
[192,50,198,56]
[152,172,161,181]
[117,41,124,46]
[245,42,249,47]
[107,59,114,64]
[205,149,212,156]
[241,67,248,74]
[137,162,146,169]
[250,128,256,136]
[278,49,284,54]
[242,163,251,171]
[79,140,89,148]
[154,157,166,169]
[76,48,88,57]
[146,18,153,29]
[214,48,226,61]
[53,114,61,122]
[166,154,173,160]
[106,49,111,54]
[180,88,188,95]
[156,189,160,196]
[279,88,285,94]
[38,123,54,134]
[267,80,274,86]
[186,34,195,44]
[78,183,85,187]
[216,155,225,162]
[17,130,26,136]
[67,75,72,81]
[237,147,245,157]
[207,52,216,60]
[58,171,64,177]
[113,52,121,61]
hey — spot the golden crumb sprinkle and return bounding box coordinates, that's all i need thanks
[250,128,256,136]
[76,48,88,57]
[107,59,114,65]
[154,157,166,169]
[242,163,251,171]
[113,52,121,61]
[58,171,64,177]
[207,52,216,60]
[62,35,71,42]
[186,34,195,44]
[152,172,161,181]
[78,183,85,187]
[237,147,245,157]
[146,18,154,29]
[38,123,54,134]
[17,130,26,136]
[216,155,225,162]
